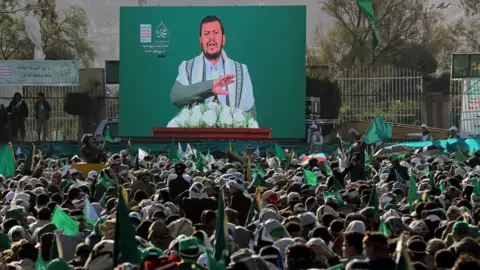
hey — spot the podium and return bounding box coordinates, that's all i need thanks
[151,127,272,140]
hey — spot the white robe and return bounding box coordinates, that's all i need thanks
[175,50,255,112]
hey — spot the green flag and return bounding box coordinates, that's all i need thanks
[196,153,206,173]
[213,191,227,265]
[105,126,115,143]
[378,218,390,237]
[455,146,469,162]
[303,169,318,186]
[274,143,286,160]
[35,250,46,270]
[229,142,240,155]
[473,178,480,197]
[50,206,79,236]
[325,162,333,176]
[394,234,414,270]
[168,138,182,163]
[249,173,269,189]
[0,143,15,178]
[407,169,418,212]
[113,186,141,265]
[323,191,345,207]
[245,187,262,226]
[357,0,378,55]
[49,235,59,261]
[327,264,344,270]
[368,182,379,212]
[363,115,392,145]
[395,170,404,183]
[22,143,36,175]
[333,176,344,192]
[205,248,224,270]
[127,139,135,157]
[252,167,266,177]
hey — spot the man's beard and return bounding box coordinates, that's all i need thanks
[203,44,223,60]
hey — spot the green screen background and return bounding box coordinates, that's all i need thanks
[119,6,306,139]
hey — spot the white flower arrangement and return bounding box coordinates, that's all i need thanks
[167,103,259,128]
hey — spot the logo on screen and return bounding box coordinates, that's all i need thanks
[154,22,170,45]
[140,24,152,43]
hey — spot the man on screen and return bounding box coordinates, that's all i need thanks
[170,15,256,118]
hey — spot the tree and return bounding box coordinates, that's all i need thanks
[392,44,438,74]
[0,0,95,66]
[459,0,479,17]
[316,0,457,70]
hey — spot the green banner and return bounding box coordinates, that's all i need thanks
[119,6,306,139]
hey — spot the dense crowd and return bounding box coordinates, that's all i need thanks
[0,141,479,270]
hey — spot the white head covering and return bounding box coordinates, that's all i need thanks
[345,220,366,234]
[88,171,99,179]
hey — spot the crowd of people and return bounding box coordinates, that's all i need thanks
[0,92,51,143]
[0,139,479,270]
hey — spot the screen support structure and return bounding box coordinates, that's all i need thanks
[451,53,480,137]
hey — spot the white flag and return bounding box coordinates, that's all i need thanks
[254,147,260,157]
[138,148,148,160]
[178,142,184,155]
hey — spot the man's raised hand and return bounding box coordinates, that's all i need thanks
[212,74,235,95]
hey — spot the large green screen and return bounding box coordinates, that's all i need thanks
[120,6,306,139]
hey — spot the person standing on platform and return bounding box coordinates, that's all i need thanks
[7,92,28,142]
[406,123,432,141]
[448,126,461,139]
[0,105,9,143]
[308,123,323,154]
[34,92,51,141]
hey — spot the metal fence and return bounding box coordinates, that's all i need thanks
[105,97,119,119]
[336,66,423,124]
[0,85,81,142]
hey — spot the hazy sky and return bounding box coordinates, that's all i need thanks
[54,0,462,67]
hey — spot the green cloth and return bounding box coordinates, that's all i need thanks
[363,115,392,145]
[469,224,480,238]
[22,144,36,175]
[0,232,11,250]
[50,206,79,236]
[105,125,116,143]
[325,162,333,176]
[275,143,286,160]
[356,0,378,55]
[0,144,15,178]
[212,192,227,265]
[303,169,318,186]
[113,186,141,265]
[46,259,73,270]
[141,247,163,260]
[391,153,405,162]
[453,221,469,233]
[368,183,379,213]
[384,203,396,211]
[60,179,76,193]
[35,250,46,270]
[378,218,390,237]
[97,169,116,189]
[249,173,270,189]
[407,169,418,212]
[455,146,469,162]
[179,236,200,252]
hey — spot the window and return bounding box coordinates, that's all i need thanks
[103,123,119,137]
